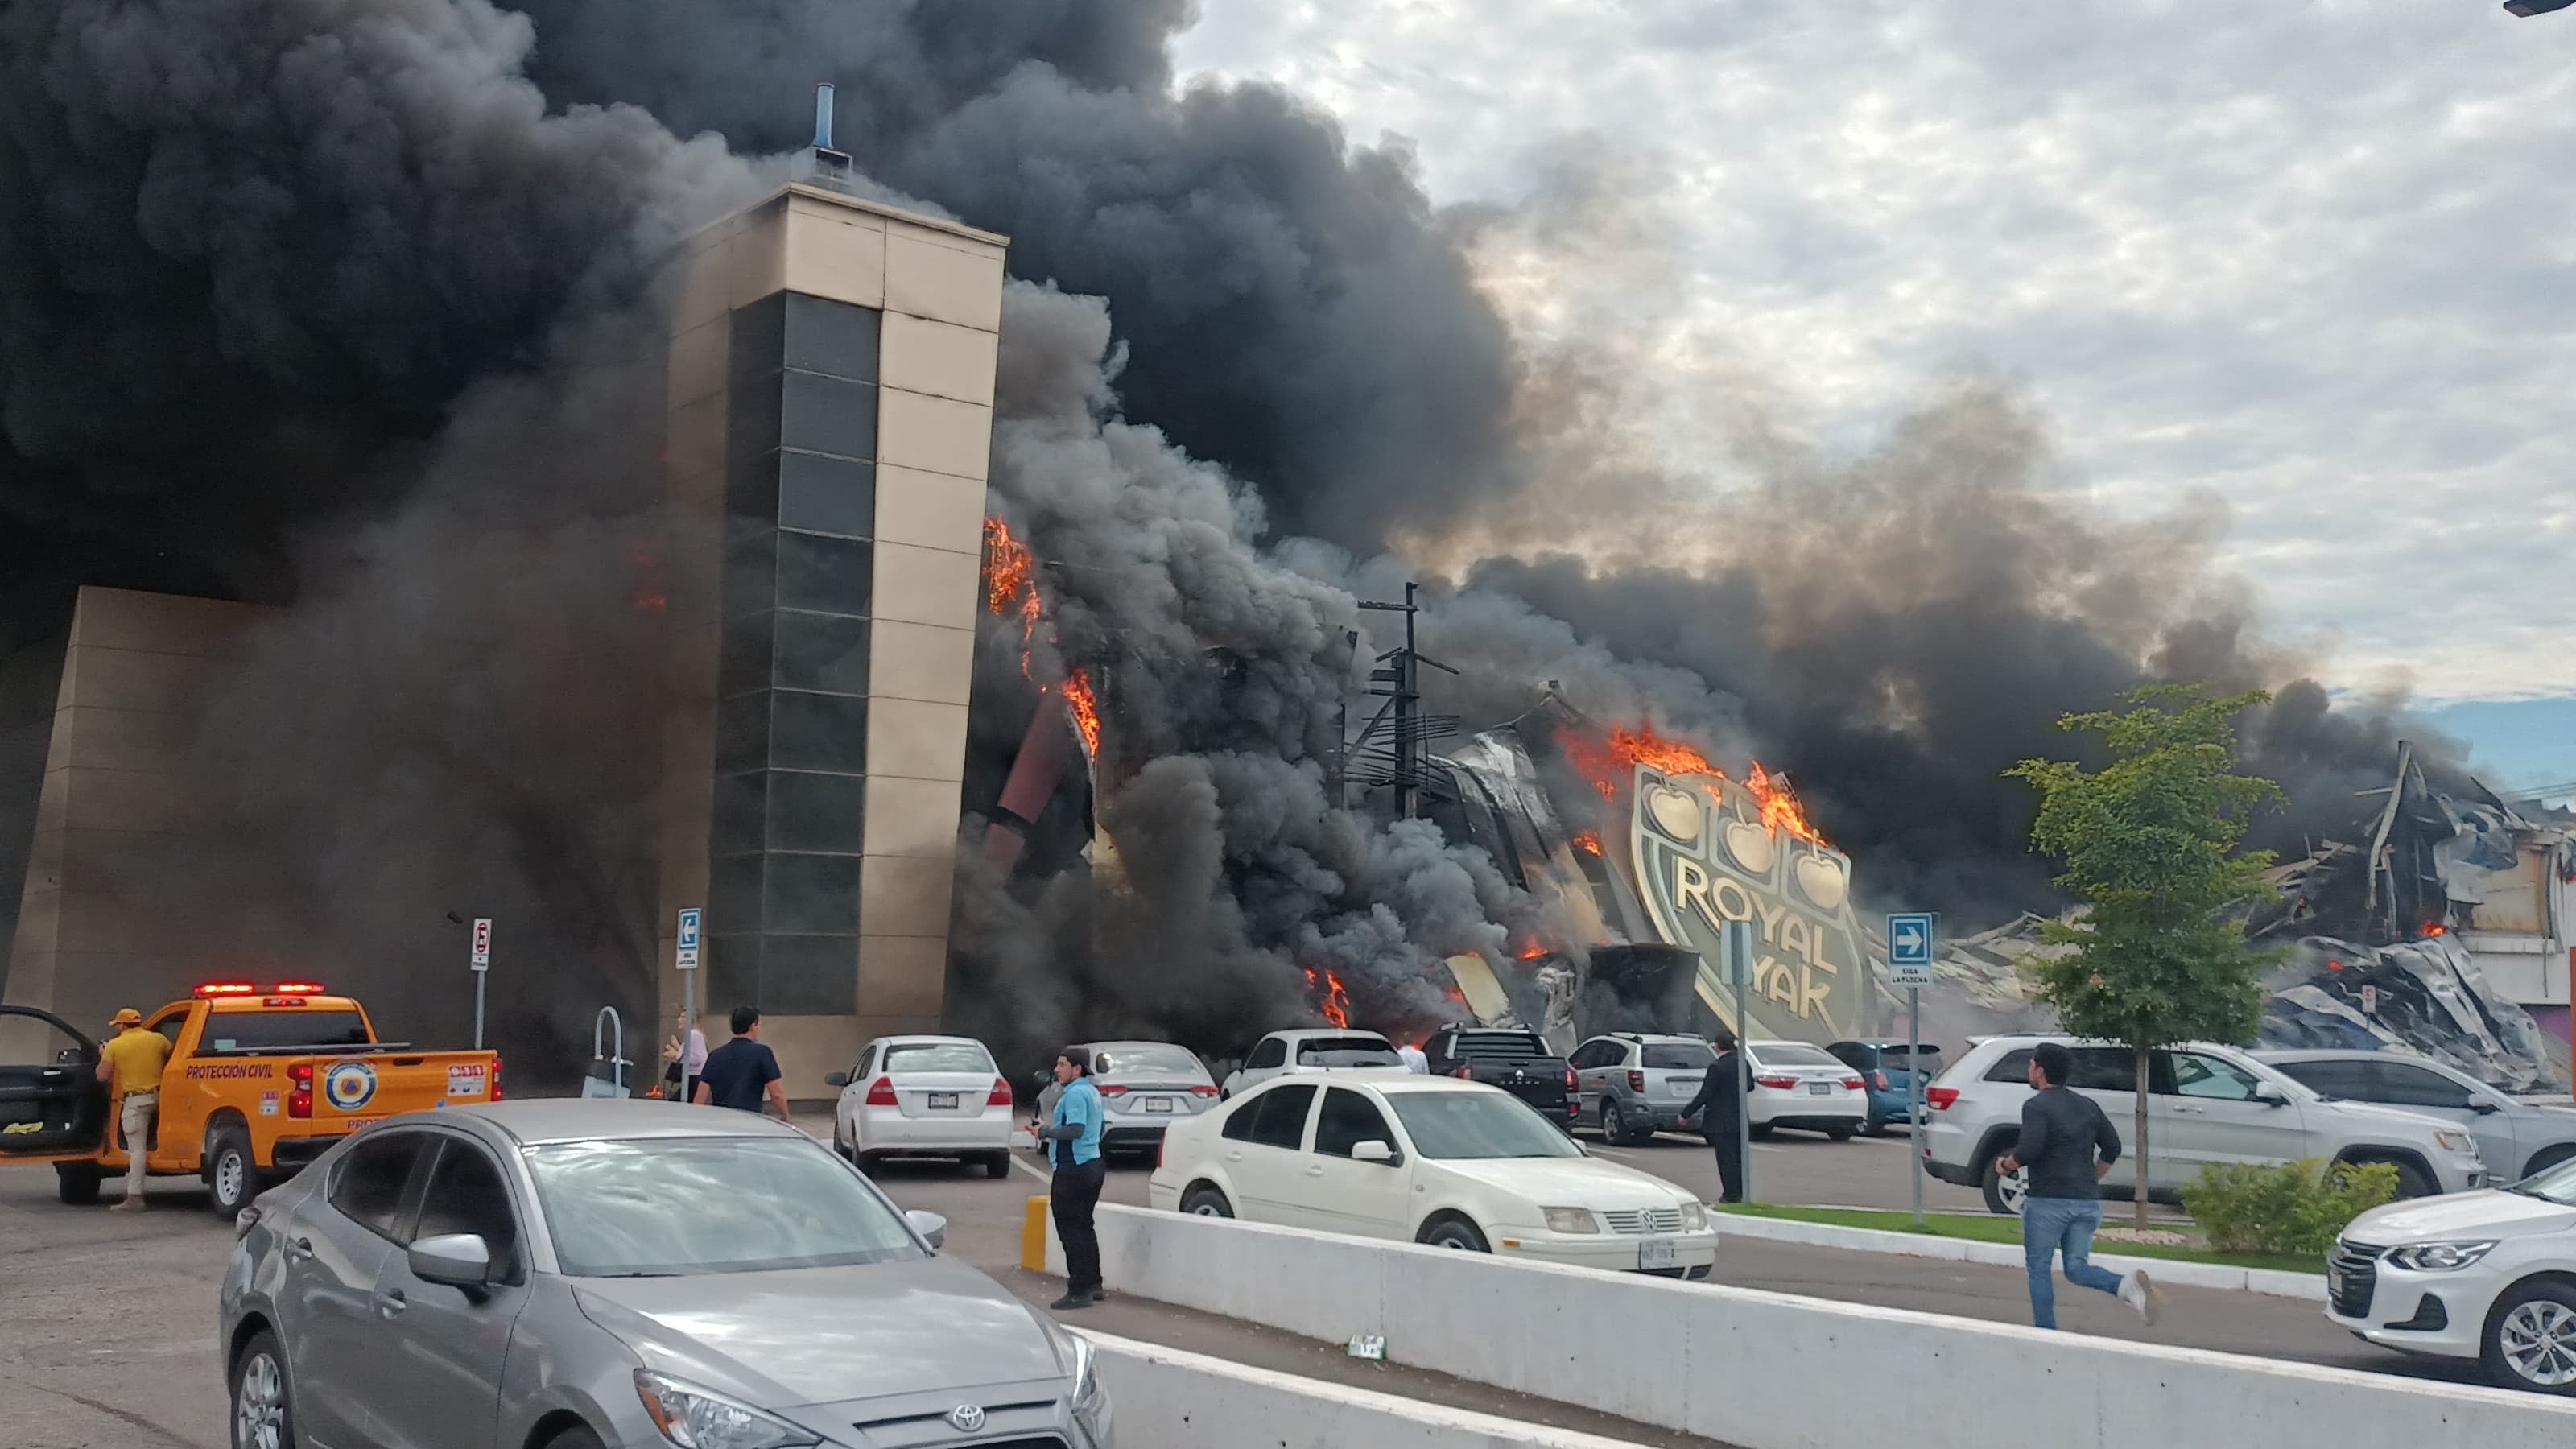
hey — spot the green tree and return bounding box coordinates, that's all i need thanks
[2006,684,2284,1228]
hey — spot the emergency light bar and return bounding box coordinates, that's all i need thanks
[194,980,325,997]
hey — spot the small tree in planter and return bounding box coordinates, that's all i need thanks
[2008,684,2282,1230]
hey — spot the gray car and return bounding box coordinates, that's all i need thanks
[1568,1033,1715,1145]
[217,1099,1111,1449]
[2257,1048,2576,1183]
[1032,1041,1221,1161]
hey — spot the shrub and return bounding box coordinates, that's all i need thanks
[2179,1158,2401,1256]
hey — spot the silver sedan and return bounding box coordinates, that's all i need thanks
[217,1099,1111,1449]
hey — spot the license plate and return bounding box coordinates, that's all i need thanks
[1672,1078,1699,1096]
[1807,1082,1832,1096]
[928,1092,959,1109]
[1143,1097,1173,1113]
[2327,1269,2346,1296]
[1640,1239,1678,1271]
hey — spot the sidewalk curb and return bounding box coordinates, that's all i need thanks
[1715,1212,2326,1301]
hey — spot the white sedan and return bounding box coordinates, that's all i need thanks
[827,1034,1015,1177]
[1149,1075,1718,1278]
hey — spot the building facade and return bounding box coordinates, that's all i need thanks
[658,184,1007,1088]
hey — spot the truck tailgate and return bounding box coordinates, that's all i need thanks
[293,1050,498,1128]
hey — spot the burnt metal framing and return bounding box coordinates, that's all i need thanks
[707,290,882,1014]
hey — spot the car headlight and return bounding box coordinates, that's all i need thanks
[1678,1200,1707,1232]
[634,1371,819,1449]
[1067,1332,1113,1443]
[2433,1130,2479,1158]
[2384,1241,2499,1273]
[1541,1206,1600,1234]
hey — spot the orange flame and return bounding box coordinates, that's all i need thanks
[1302,967,1352,1029]
[1558,721,1831,848]
[981,517,1045,663]
[1063,667,1102,758]
[1573,829,1602,856]
[1516,941,1550,962]
[1745,759,1825,845]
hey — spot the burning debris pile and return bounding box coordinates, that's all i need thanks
[1899,745,2571,1092]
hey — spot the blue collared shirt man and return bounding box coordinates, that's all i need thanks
[1038,1048,1109,1310]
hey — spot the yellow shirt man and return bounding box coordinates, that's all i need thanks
[97,1015,170,1209]
[100,1022,171,1096]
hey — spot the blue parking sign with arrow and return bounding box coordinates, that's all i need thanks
[1886,912,1936,987]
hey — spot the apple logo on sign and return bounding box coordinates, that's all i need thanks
[1721,811,1775,875]
[1644,782,1703,844]
[1791,847,1848,911]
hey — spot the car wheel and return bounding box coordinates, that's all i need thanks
[231,1329,297,1449]
[1980,1154,2027,1216]
[206,1124,260,1221]
[983,1152,1012,1179]
[2483,1281,2576,1394]
[1600,1100,1630,1146]
[55,1162,105,1206]
[1418,1216,1491,1253]
[1181,1184,1234,1218]
[2383,1158,2436,1200]
[855,1150,881,1174]
[1748,1124,1776,1141]
[1824,1125,1855,1142]
[1860,1117,1887,1138]
[544,1426,608,1449]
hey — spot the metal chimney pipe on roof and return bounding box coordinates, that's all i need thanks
[813,84,836,151]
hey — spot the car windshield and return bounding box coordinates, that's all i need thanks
[1092,1044,1205,1078]
[881,1042,993,1074]
[1751,1042,1841,1068]
[1387,1090,1584,1160]
[1642,1042,1716,1069]
[1298,1037,1402,1067]
[527,1137,926,1275]
[2514,1154,2576,1206]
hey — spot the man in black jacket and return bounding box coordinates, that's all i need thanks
[1996,1041,2161,1329]
[1682,1030,1748,1203]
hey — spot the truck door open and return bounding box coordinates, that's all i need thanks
[0,1006,109,1156]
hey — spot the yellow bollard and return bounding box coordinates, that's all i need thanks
[1022,1194,1051,1272]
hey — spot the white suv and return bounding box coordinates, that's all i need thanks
[1919,1035,2487,1214]
[2329,1156,2576,1393]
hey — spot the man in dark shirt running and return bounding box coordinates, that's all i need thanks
[1996,1041,2160,1329]
[693,1006,791,1121]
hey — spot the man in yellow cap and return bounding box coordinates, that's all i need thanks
[95,1008,170,1211]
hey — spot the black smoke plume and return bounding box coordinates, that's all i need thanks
[0,2,2461,1071]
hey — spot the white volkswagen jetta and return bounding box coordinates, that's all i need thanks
[827,1034,1016,1177]
[1149,1074,1719,1278]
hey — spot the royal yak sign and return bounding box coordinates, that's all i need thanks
[1627,765,1872,1043]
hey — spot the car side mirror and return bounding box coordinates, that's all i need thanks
[1352,1140,1399,1165]
[825,1072,850,1088]
[2252,1086,2289,1108]
[2471,1099,2501,1115]
[906,1209,947,1250]
[408,1232,493,1290]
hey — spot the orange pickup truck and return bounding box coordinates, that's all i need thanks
[0,980,500,1217]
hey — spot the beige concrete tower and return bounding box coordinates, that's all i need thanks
[658,184,1006,1091]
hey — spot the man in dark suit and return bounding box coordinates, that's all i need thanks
[1682,1030,1748,1203]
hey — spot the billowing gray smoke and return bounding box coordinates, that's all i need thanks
[0,2,2462,1070]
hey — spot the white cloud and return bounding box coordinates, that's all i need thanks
[1175,0,2576,700]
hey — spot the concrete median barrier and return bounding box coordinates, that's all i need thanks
[1046,1203,2576,1449]
[1083,1330,1664,1448]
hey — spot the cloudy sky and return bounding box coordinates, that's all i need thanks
[1174,0,2574,782]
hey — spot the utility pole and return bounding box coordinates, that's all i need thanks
[1356,583,1458,819]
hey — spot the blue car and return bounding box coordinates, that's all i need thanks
[1827,1039,1946,1136]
